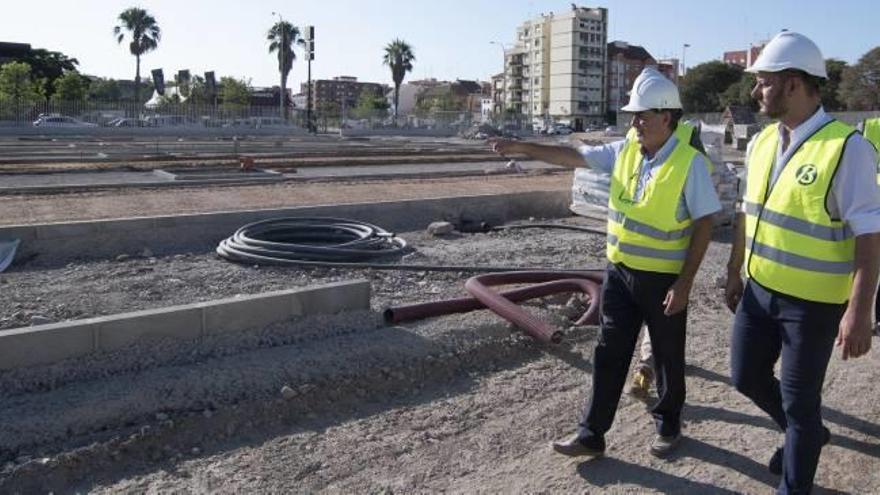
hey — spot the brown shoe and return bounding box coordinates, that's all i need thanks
[649,433,682,457]
[551,433,605,457]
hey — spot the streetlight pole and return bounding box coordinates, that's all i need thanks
[490,41,507,126]
[272,12,285,122]
[681,43,691,79]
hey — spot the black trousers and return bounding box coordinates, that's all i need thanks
[730,280,844,495]
[578,262,687,440]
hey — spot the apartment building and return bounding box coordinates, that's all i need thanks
[656,58,680,83]
[502,5,608,131]
[0,42,31,65]
[302,76,386,113]
[606,41,656,116]
[723,42,767,68]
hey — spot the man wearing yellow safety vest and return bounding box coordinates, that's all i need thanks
[491,67,721,458]
[863,118,880,152]
[724,31,880,494]
[859,117,880,333]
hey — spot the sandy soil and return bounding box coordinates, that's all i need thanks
[0,174,570,226]
[0,174,878,494]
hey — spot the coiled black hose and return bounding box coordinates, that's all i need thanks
[217,217,409,263]
[217,217,606,273]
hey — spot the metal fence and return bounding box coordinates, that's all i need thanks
[0,98,486,135]
[310,106,477,133]
[0,99,296,129]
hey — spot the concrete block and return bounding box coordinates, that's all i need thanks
[202,290,297,335]
[34,221,103,241]
[0,322,95,370]
[0,280,372,370]
[293,280,371,316]
[0,225,37,244]
[98,306,203,351]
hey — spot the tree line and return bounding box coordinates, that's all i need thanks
[680,47,880,112]
[0,6,417,122]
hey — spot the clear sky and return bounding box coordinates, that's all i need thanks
[2,0,876,91]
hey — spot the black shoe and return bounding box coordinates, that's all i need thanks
[768,426,831,475]
[551,433,606,457]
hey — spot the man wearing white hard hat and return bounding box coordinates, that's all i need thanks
[491,67,720,458]
[724,31,880,494]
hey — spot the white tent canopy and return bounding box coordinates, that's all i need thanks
[144,86,187,109]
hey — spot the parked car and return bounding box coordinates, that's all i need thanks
[118,118,150,128]
[32,115,98,128]
[545,124,573,135]
[107,117,150,127]
[253,117,286,128]
[144,115,198,127]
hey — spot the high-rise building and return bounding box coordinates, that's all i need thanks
[302,76,386,114]
[656,58,680,84]
[723,42,767,69]
[606,41,656,116]
[502,5,608,131]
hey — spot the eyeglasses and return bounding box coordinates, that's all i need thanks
[631,110,663,125]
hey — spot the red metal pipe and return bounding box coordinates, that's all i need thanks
[465,271,604,344]
[384,277,601,325]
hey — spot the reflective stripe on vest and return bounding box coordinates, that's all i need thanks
[746,236,854,274]
[607,130,699,274]
[607,234,688,261]
[607,210,694,240]
[742,201,852,241]
[744,120,856,303]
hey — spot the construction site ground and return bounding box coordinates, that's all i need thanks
[0,137,877,494]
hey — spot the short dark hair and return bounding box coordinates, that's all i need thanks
[779,69,822,96]
[654,108,684,131]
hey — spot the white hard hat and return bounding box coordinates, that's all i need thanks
[745,31,827,79]
[620,67,682,112]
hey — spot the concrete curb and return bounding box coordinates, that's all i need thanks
[0,280,370,370]
[0,190,571,264]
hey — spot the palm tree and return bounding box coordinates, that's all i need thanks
[113,7,160,103]
[383,39,415,122]
[267,20,303,121]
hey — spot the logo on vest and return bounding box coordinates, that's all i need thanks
[795,164,818,185]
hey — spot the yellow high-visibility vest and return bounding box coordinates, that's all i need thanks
[862,117,880,182]
[864,118,880,150]
[744,120,856,303]
[607,129,700,274]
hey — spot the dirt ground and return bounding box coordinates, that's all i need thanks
[0,173,569,226]
[1,175,879,494]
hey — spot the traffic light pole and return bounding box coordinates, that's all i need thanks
[305,25,315,134]
[307,58,313,133]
